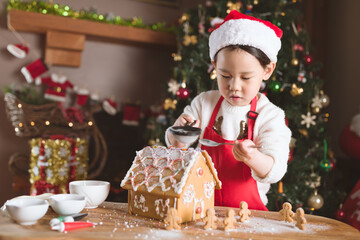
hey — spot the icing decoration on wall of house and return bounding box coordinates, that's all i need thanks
[134,194,149,213]
[155,198,170,217]
[183,184,195,204]
[204,182,215,199]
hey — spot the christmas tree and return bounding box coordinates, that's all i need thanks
[146,0,346,218]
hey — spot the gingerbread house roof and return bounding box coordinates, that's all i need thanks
[121,146,221,197]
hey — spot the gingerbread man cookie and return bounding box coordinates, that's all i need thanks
[224,209,237,231]
[238,201,251,222]
[164,208,181,230]
[203,208,218,230]
[279,202,295,222]
[295,208,307,230]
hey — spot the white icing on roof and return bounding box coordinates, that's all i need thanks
[121,146,209,195]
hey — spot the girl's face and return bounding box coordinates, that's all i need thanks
[213,48,275,106]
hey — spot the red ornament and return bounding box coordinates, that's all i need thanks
[335,208,345,221]
[330,159,336,171]
[196,207,202,213]
[197,168,204,176]
[303,54,313,65]
[176,87,190,100]
[293,44,304,52]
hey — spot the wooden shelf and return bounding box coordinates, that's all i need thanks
[7,9,177,66]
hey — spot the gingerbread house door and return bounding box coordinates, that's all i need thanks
[194,198,205,220]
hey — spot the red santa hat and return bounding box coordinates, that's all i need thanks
[102,98,117,116]
[7,43,29,58]
[209,10,283,62]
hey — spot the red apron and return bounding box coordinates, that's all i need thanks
[201,96,268,211]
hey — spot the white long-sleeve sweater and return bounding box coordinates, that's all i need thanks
[166,90,292,206]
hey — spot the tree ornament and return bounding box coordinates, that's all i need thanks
[205,0,214,7]
[246,4,253,14]
[272,18,281,27]
[320,139,331,171]
[148,138,163,146]
[303,54,313,65]
[335,204,345,221]
[290,42,300,67]
[312,106,321,114]
[176,87,190,100]
[319,90,330,107]
[291,58,299,66]
[269,80,281,92]
[183,21,190,35]
[226,1,242,14]
[168,79,180,95]
[311,94,323,109]
[179,13,190,24]
[183,35,198,46]
[320,112,330,122]
[298,129,308,138]
[163,98,177,110]
[307,190,324,210]
[328,150,336,171]
[335,208,345,220]
[301,111,316,128]
[297,70,307,83]
[329,159,336,171]
[290,83,303,96]
[320,160,331,171]
[305,171,321,189]
[171,53,182,62]
[293,44,304,52]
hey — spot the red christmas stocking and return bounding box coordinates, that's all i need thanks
[21,58,48,83]
[122,104,141,126]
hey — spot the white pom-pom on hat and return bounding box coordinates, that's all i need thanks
[209,10,283,62]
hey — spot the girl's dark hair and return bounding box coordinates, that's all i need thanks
[213,45,271,68]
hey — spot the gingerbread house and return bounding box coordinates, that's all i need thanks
[121,146,221,223]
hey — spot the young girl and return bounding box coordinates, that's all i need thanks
[166,10,291,210]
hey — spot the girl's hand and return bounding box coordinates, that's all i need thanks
[233,139,275,178]
[173,114,200,128]
[232,139,259,163]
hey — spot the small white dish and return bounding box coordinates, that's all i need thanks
[49,194,86,216]
[69,180,110,209]
[5,198,49,225]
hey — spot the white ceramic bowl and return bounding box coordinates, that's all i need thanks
[69,180,110,209]
[5,198,49,225]
[49,194,86,216]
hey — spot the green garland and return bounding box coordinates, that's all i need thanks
[7,0,177,34]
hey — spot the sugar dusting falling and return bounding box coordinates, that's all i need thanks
[236,217,330,234]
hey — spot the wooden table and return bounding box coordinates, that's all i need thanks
[0,202,358,239]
